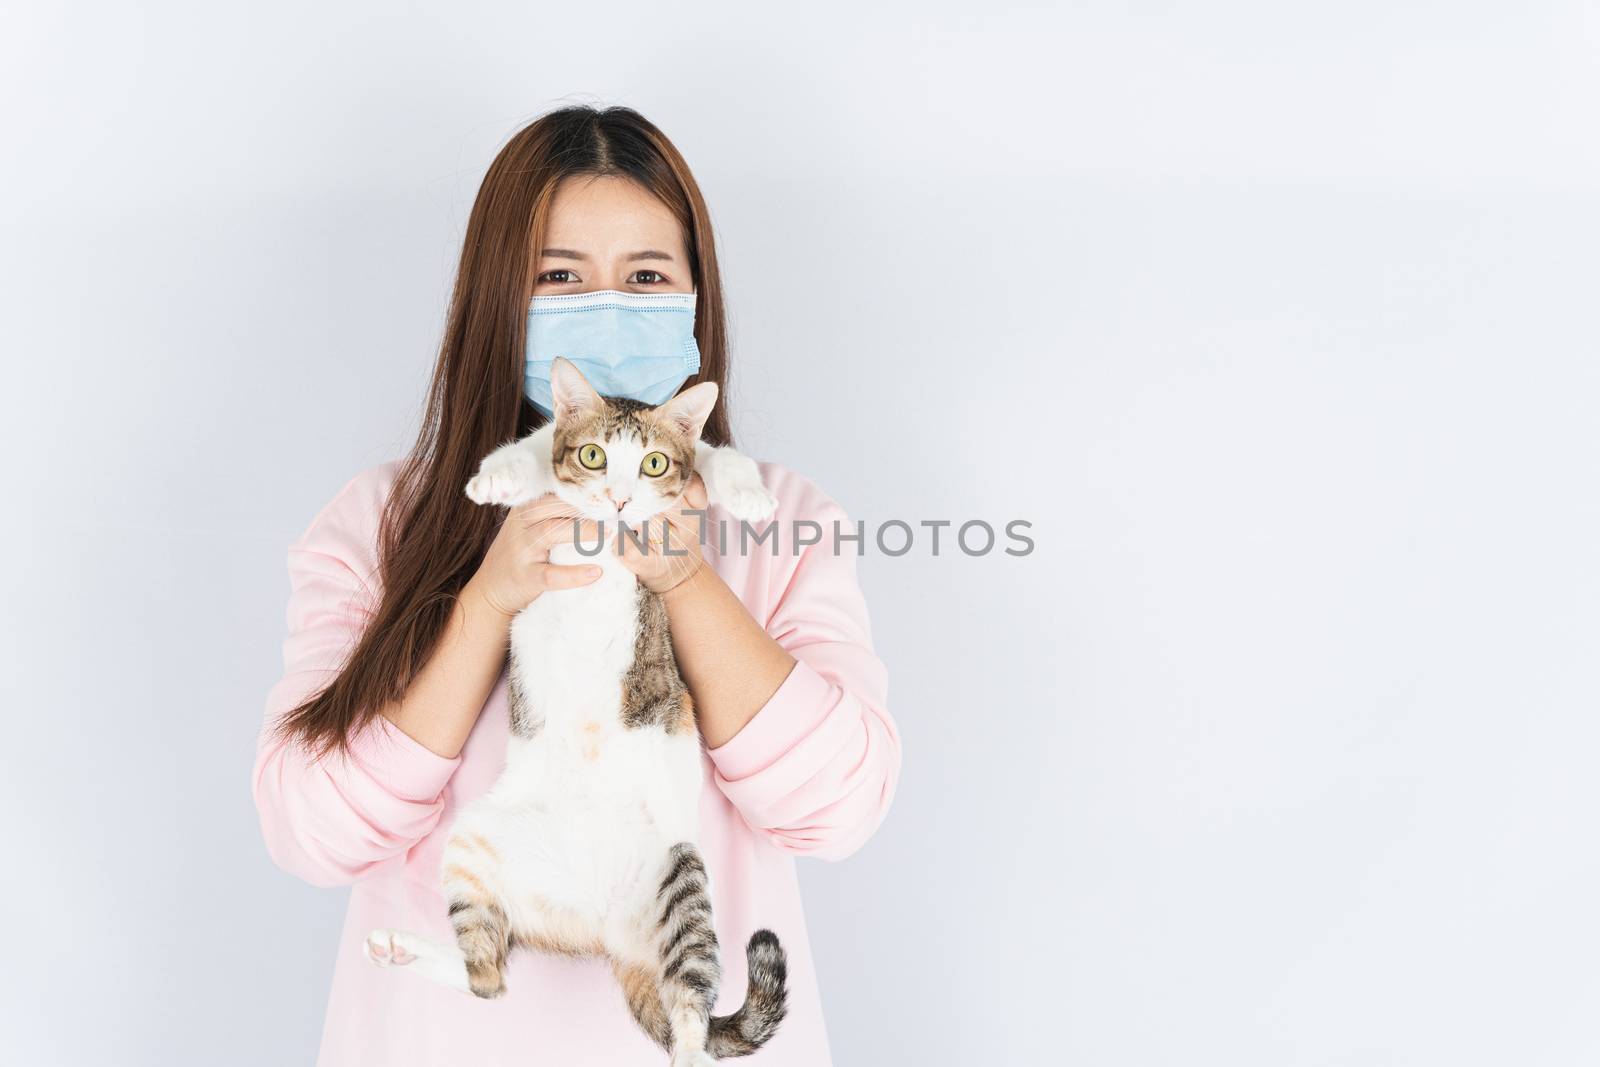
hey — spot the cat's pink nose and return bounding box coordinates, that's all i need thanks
[607,491,629,512]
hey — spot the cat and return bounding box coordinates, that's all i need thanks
[362,357,788,1065]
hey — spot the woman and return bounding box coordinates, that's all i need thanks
[251,105,901,1066]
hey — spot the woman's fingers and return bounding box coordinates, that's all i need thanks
[682,473,709,511]
[513,493,580,525]
[538,562,603,590]
[521,516,609,562]
[661,509,707,549]
[528,515,587,551]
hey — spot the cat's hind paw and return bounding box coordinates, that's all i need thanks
[364,929,418,968]
[669,1051,717,1067]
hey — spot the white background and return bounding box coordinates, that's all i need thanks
[4,2,1598,1064]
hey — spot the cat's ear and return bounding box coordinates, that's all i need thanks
[657,382,719,440]
[550,357,603,420]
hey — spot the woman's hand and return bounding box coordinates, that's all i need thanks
[615,474,710,594]
[465,495,602,617]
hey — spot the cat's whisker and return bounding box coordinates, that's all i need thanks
[395,380,789,1057]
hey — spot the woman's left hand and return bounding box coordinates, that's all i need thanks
[614,473,711,594]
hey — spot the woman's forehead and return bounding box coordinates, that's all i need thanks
[542,175,685,258]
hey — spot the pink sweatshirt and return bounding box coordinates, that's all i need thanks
[251,457,900,1066]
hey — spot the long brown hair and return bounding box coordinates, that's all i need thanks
[273,104,734,759]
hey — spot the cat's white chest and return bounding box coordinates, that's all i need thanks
[509,553,638,719]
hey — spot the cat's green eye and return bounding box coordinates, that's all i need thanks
[640,451,670,478]
[578,444,607,470]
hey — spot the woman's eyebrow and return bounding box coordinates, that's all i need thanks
[540,247,676,262]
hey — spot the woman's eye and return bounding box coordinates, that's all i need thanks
[630,270,666,285]
[640,451,669,477]
[578,444,607,470]
[539,270,578,285]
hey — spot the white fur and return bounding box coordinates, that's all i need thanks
[464,422,778,526]
[371,406,776,1064]
[364,928,469,993]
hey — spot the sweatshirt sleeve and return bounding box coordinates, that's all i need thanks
[250,465,463,888]
[705,470,901,862]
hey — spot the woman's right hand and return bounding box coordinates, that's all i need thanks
[465,495,602,618]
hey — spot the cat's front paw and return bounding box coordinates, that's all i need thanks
[364,929,417,968]
[702,450,778,522]
[465,468,524,506]
[721,484,779,524]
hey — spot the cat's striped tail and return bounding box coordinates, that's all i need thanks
[707,929,789,1058]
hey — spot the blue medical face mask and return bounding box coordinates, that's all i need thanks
[523,288,701,418]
